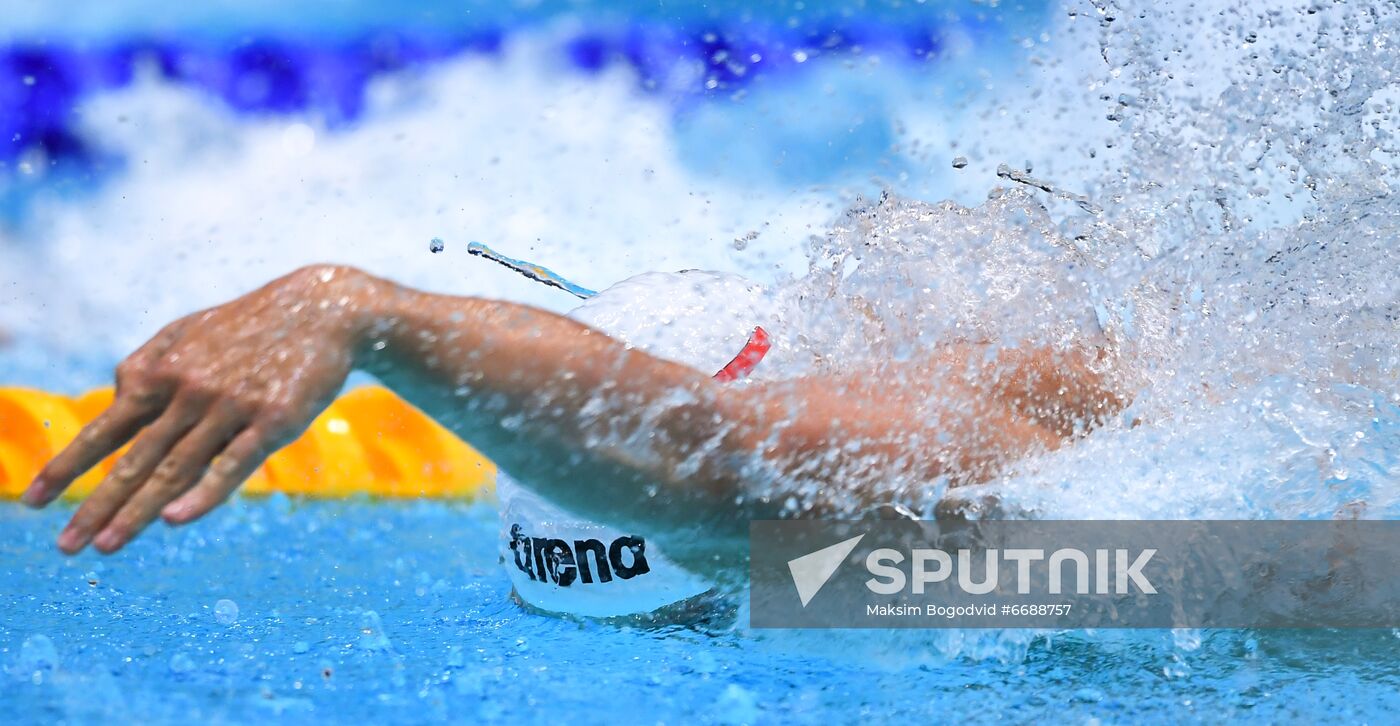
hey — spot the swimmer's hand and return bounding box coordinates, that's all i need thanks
[23,266,379,554]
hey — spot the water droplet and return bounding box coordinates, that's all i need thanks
[19,635,58,674]
[951,156,969,169]
[429,237,445,254]
[1172,628,1202,651]
[169,652,195,674]
[214,599,239,625]
[716,684,760,725]
[1073,687,1104,703]
[358,610,393,652]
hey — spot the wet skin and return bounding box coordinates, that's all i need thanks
[23,265,1125,573]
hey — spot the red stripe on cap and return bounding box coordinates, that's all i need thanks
[713,326,771,382]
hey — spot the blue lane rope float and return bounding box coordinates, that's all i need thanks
[466,242,598,299]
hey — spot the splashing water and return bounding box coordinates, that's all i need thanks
[737,0,1400,660]
[3,0,1399,675]
[728,0,1400,528]
[537,7,1400,670]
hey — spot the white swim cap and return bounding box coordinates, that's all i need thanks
[498,270,776,617]
[568,269,781,374]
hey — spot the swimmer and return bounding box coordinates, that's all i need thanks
[21,265,1125,574]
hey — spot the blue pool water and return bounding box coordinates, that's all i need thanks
[4,0,1400,722]
[4,500,1399,723]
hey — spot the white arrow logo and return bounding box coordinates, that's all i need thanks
[787,534,865,607]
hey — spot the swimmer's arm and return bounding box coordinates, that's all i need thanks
[356,282,1066,544]
[358,282,766,541]
[25,264,1070,561]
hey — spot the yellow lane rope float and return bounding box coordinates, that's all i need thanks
[0,386,496,501]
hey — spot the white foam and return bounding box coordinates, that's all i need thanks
[1,34,834,381]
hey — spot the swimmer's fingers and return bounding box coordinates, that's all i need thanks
[23,398,161,507]
[91,409,247,554]
[24,318,189,507]
[55,391,207,554]
[161,427,274,526]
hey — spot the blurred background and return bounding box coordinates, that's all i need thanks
[0,0,1053,388]
[5,7,1400,722]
